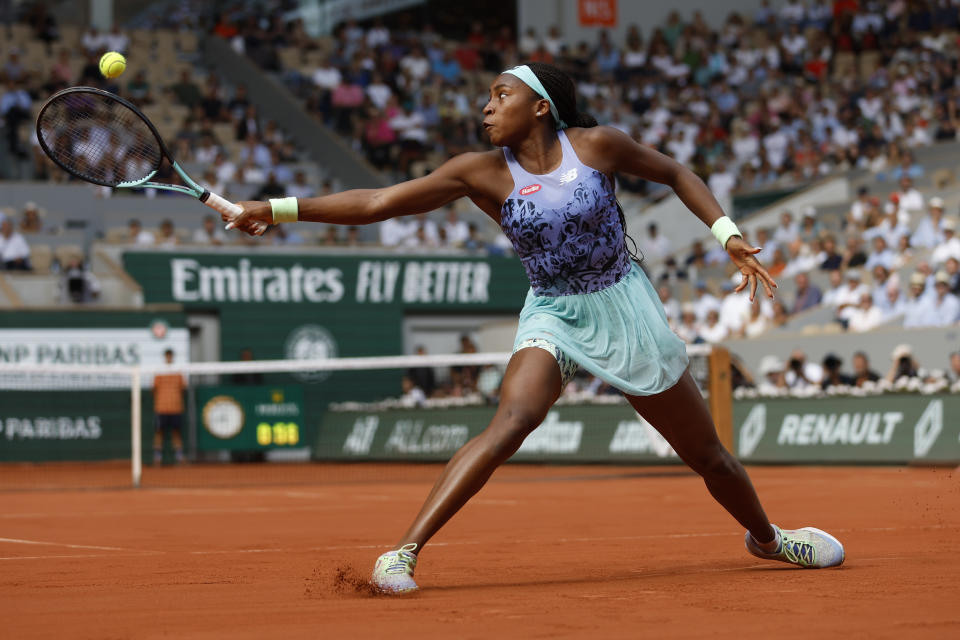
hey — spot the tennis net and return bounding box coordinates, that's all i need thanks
[0,344,723,490]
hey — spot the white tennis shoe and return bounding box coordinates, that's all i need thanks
[371,543,419,593]
[745,524,845,568]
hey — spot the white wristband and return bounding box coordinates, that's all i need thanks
[711,216,742,249]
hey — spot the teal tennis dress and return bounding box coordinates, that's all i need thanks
[500,130,689,395]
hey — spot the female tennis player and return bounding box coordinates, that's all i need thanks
[225,62,844,592]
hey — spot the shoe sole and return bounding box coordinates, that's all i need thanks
[800,526,845,568]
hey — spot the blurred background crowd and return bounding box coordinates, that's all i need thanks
[4,0,960,401]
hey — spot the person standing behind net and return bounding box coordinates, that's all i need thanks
[153,349,185,465]
[224,61,845,593]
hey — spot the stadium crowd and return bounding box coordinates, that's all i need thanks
[214,0,960,196]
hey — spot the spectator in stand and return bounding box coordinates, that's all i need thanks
[407,345,436,397]
[270,224,305,246]
[1,78,31,158]
[756,355,786,394]
[104,25,130,54]
[674,303,700,344]
[784,349,823,390]
[851,351,880,387]
[742,299,770,338]
[944,257,960,295]
[691,280,721,322]
[902,272,931,328]
[865,235,895,271]
[126,219,155,245]
[640,222,671,261]
[847,187,872,229]
[820,353,854,389]
[847,292,885,333]
[911,197,945,249]
[771,300,790,329]
[793,272,822,313]
[885,344,921,383]
[931,218,960,266]
[819,234,843,270]
[442,207,469,248]
[399,375,427,408]
[948,351,960,384]
[19,202,43,233]
[842,234,868,269]
[156,219,179,248]
[231,348,264,385]
[126,70,154,105]
[834,269,868,324]
[698,308,728,343]
[169,69,202,109]
[928,270,960,326]
[895,176,925,217]
[320,226,340,246]
[772,210,799,247]
[193,215,227,245]
[58,255,99,304]
[379,216,413,247]
[286,171,316,199]
[254,172,287,200]
[80,26,105,54]
[0,217,31,270]
[657,284,680,327]
[870,265,896,308]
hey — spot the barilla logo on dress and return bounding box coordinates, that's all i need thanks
[519,184,541,196]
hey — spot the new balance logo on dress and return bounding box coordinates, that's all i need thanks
[558,168,578,185]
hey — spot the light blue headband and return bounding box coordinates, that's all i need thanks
[502,65,568,130]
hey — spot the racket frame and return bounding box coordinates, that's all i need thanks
[36,86,238,214]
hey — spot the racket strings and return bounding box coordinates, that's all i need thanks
[38,92,162,187]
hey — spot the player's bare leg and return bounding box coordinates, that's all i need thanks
[626,369,844,568]
[625,368,775,542]
[371,348,561,592]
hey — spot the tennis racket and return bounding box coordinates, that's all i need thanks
[35,86,252,226]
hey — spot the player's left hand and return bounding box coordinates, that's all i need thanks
[725,236,778,301]
[223,201,272,236]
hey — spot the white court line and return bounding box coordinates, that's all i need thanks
[0,536,139,551]
[0,525,947,562]
[0,497,516,520]
[0,553,154,561]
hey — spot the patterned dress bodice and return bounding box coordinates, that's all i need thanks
[500,130,630,296]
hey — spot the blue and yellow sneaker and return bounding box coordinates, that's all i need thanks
[371,543,419,593]
[745,524,845,568]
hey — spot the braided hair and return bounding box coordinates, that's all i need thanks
[524,62,642,263]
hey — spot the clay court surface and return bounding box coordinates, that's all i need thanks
[1,464,957,639]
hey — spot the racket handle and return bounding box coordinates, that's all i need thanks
[200,190,243,217]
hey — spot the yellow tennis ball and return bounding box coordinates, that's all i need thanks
[99,51,126,79]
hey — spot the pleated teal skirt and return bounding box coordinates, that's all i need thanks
[513,262,689,396]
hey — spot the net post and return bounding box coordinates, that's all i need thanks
[707,346,733,452]
[131,367,142,489]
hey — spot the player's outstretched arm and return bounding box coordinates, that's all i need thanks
[223,153,485,235]
[587,126,776,300]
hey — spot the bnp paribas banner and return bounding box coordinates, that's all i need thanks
[734,395,960,464]
[123,252,529,309]
[315,405,681,463]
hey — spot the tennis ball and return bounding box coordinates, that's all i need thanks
[99,51,126,79]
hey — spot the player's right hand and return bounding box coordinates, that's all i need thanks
[223,201,272,236]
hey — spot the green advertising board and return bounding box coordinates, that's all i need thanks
[0,389,165,464]
[314,404,682,463]
[196,385,304,451]
[733,394,960,464]
[123,251,532,451]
